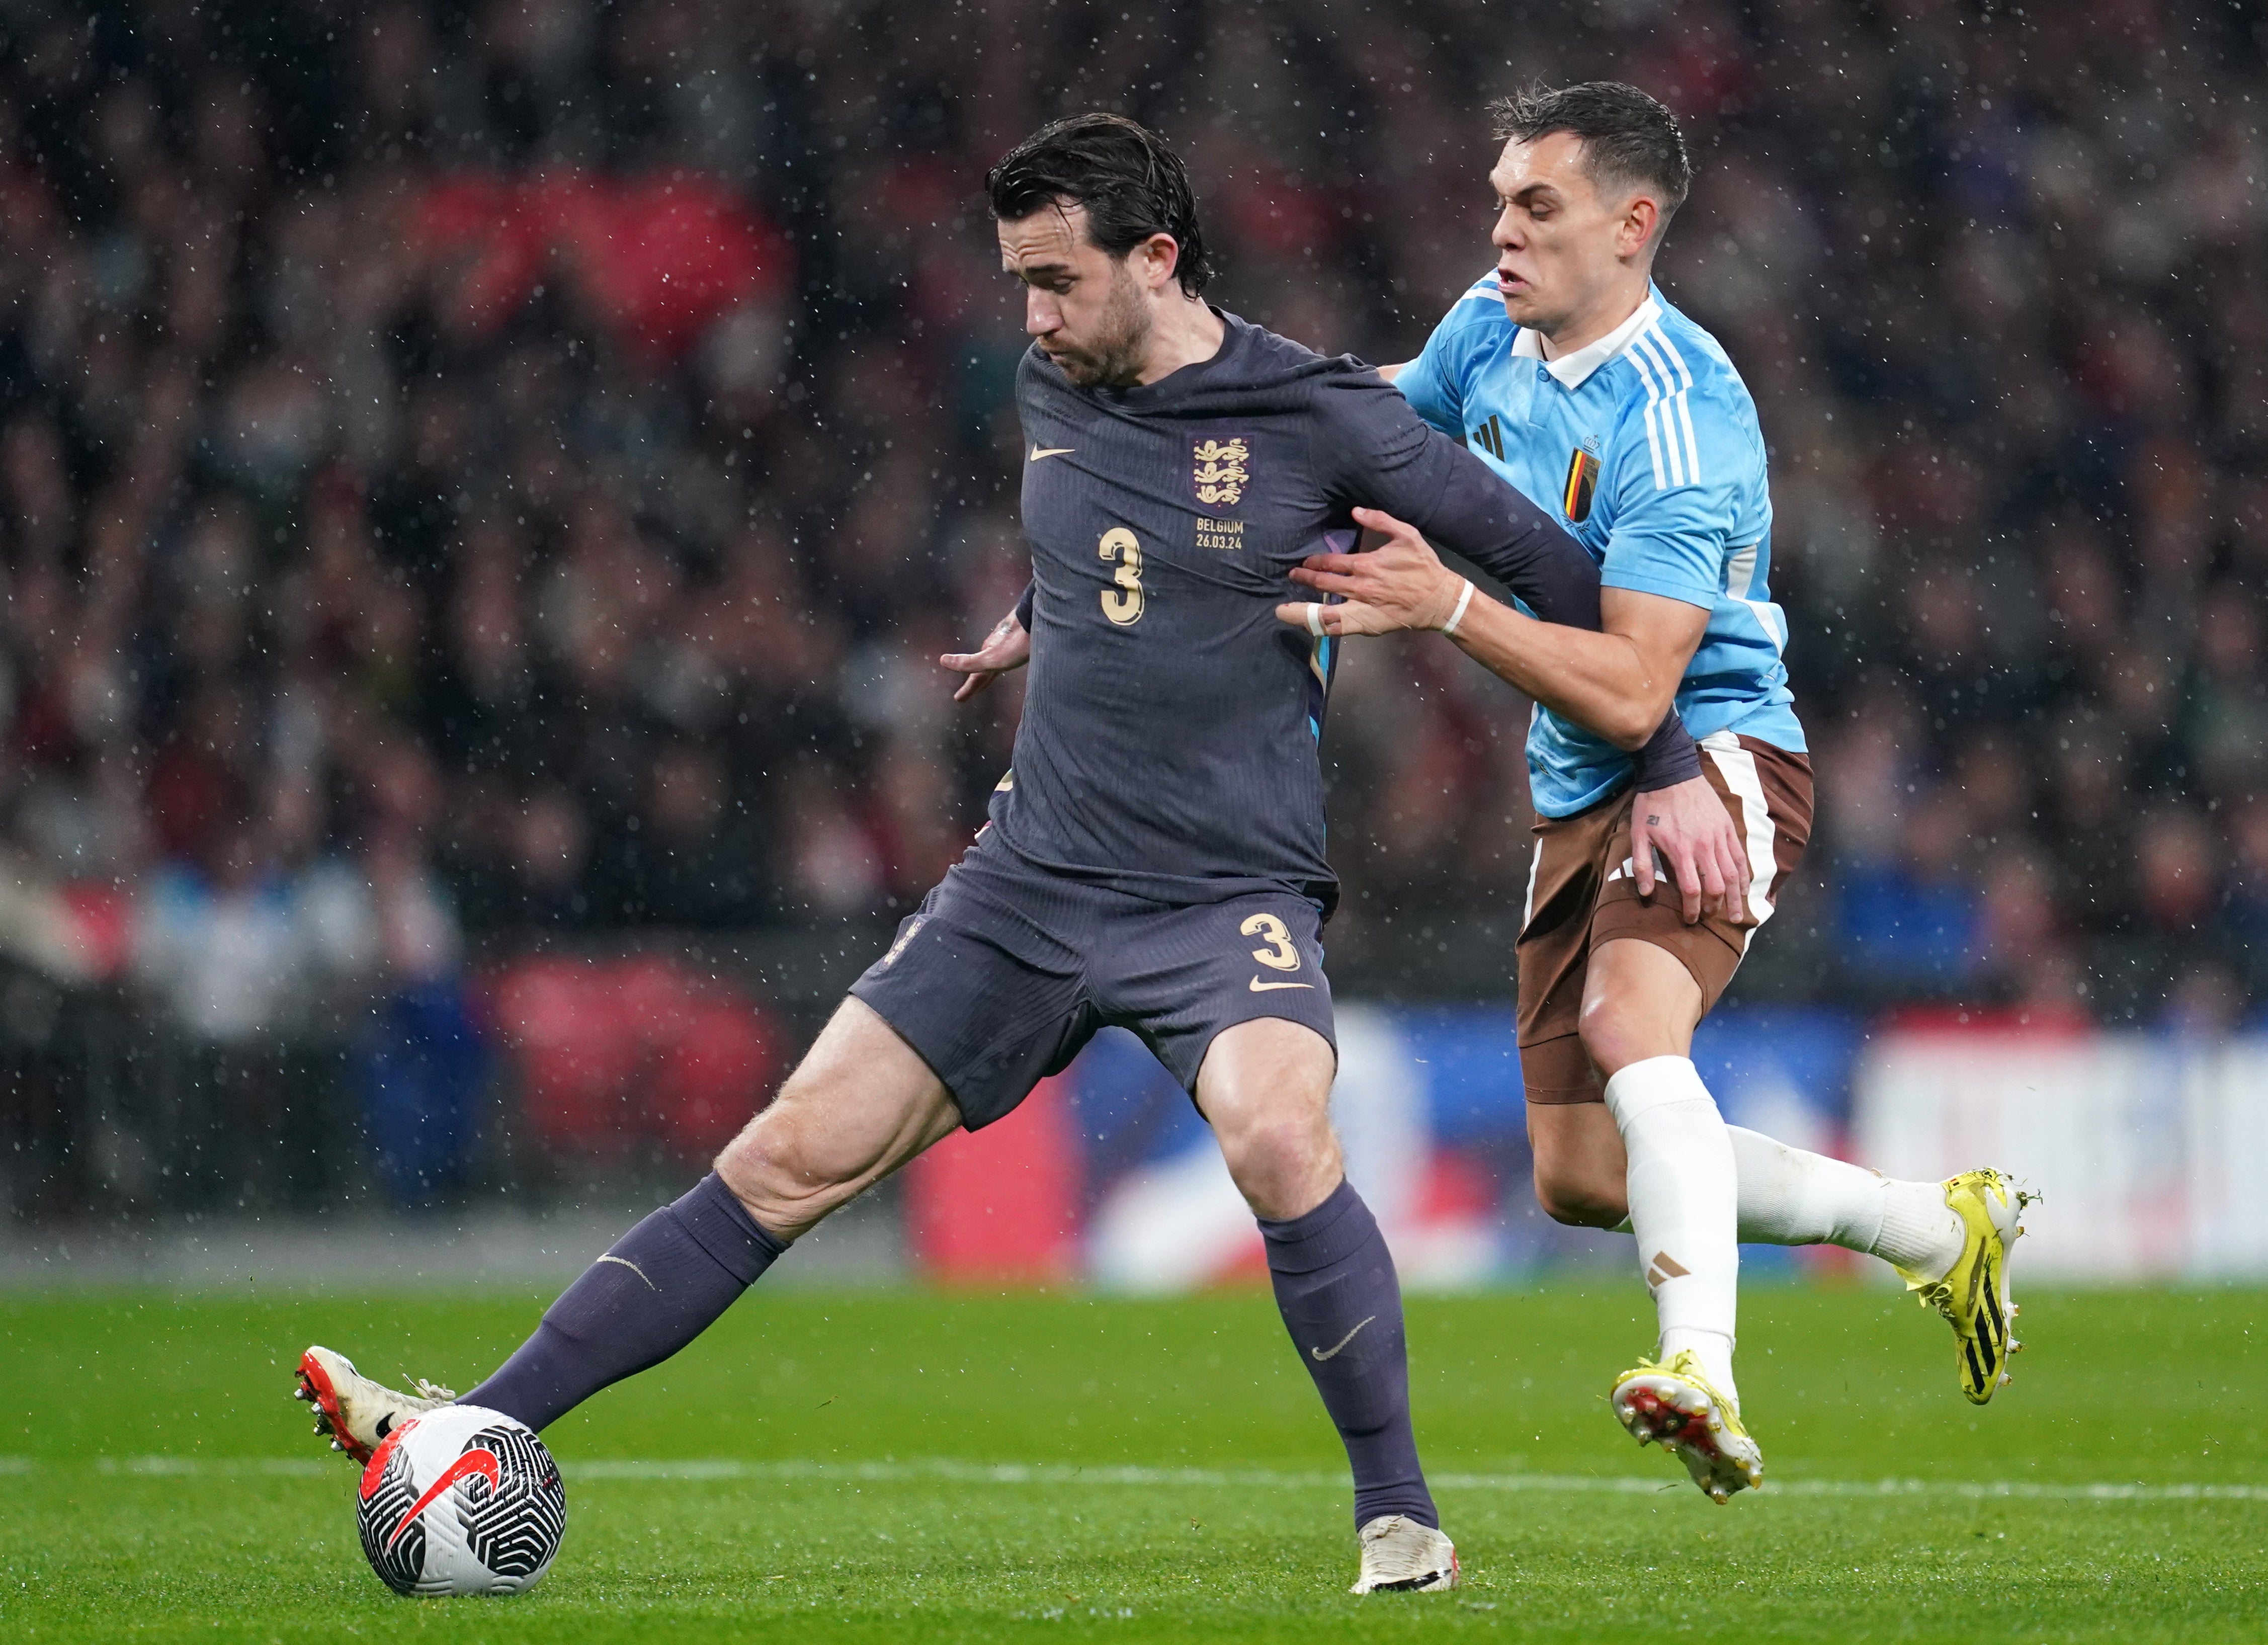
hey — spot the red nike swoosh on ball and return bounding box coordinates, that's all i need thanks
[384,1448,501,1549]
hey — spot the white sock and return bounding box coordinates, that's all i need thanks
[1877,1178,1966,1279]
[1726,1127,1964,1279]
[1603,1056,1739,1408]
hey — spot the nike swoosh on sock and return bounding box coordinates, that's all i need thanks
[1311,1314,1377,1361]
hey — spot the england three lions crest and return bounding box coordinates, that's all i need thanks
[1193,437,1250,508]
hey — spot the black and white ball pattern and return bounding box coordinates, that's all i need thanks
[354,1404,566,1596]
[355,1431,426,1593]
[460,1421,567,1579]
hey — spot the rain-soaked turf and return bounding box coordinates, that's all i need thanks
[2,1282,2263,1642]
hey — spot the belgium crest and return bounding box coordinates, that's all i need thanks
[1563,444,1601,523]
[1193,437,1251,508]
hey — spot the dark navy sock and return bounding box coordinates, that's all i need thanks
[462,1173,786,1431]
[1259,1179,1437,1531]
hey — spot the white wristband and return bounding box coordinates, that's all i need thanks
[1439,578,1476,637]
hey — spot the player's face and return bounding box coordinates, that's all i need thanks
[1486,132,1650,337]
[998,203,1152,388]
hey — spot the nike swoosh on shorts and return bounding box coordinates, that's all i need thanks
[1249,978,1315,992]
[1028,445,1075,461]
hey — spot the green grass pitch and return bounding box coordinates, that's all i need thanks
[2,1282,2263,1642]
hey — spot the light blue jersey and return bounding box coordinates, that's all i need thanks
[1397,277,1805,817]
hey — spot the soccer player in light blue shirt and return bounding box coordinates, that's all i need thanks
[1394,260,1806,813]
[1282,83,2028,1501]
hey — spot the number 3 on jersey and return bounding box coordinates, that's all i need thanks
[1241,912,1300,971]
[1099,527,1145,625]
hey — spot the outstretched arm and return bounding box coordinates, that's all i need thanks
[1309,390,1701,772]
[1299,378,1747,921]
[1292,509,1695,751]
[1278,511,1744,922]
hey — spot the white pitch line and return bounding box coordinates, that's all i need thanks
[89,1456,329,1477]
[568,1458,2268,1504]
[46,1454,2268,1504]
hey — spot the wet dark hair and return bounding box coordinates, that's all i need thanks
[986,113,1213,297]
[1488,81,1693,224]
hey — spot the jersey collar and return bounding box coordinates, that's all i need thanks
[1511,295,1662,390]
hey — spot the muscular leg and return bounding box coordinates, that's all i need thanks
[1519,943,1689,1238]
[1194,1015,1344,1220]
[714,997,963,1237]
[1533,944,1977,1306]
[1577,935,1705,1071]
[1526,1101,1628,1229]
[464,998,958,1429]
[1526,989,1962,1279]
[1198,1018,1435,1532]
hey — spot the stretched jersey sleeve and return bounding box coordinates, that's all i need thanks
[1597,370,1757,612]
[1393,327,1463,438]
[1392,275,1498,438]
[1308,367,1595,626]
[1307,367,1701,790]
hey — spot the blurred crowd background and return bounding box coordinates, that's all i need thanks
[3,0,2264,1220]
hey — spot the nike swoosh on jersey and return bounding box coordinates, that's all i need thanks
[1028,445,1076,461]
[1311,1315,1377,1361]
[1249,978,1315,992]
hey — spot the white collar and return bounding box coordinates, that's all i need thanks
[1511,296,1661,389]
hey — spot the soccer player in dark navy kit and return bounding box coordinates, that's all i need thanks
[291,114,1743,1596]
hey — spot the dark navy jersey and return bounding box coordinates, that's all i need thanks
[988,309,1672,914]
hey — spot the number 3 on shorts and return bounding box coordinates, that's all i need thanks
[1241,912,1300,971]
[1099,527,1145,625]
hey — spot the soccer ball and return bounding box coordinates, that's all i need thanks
[355,1404,566,1596]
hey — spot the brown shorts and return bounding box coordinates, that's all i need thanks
[1516,732,1813,1104]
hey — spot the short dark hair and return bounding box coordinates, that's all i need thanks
[986,113,1213,297]
[1488,81,1693,223]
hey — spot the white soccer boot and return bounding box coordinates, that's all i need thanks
[293,1345,456,1464]
[1349,1514,1459,1593]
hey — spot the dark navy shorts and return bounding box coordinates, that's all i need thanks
[849,830,1337,1130]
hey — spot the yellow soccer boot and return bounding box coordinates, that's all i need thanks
[1894,1168,2034,1404]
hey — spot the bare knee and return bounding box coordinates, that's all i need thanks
[713,997,959,1239]
[1533,1159,1627,1228]
[1526,1096,1629,1227]
[1577,939,1702,1079]
[1577,995,1661,1082]
[1216,1110,1342,1222]
[1195,1018,1341,1221]
[714,1090,846,1237]
[712,1057,880,1237]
